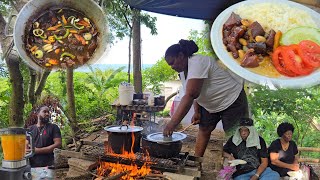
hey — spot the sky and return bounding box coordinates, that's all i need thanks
[97,11,206,65]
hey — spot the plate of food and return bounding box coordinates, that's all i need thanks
[228,159,247,166]
[210,0,320,89]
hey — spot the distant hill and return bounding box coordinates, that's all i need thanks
[75,64,154,72]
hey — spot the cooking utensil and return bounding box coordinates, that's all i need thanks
[141,137,182,158]
[146,132,187,143]
[210,0,320,89]
[179,122,195,133]
[12,0,107,72]
[104,125,143,154]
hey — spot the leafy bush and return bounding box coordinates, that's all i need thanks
[143,58,177,94]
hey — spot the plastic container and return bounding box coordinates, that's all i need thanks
[119,83,134,105]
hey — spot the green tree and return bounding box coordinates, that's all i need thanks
[188,25,216,57]
[248,84,320,148]
[143,58,177,94]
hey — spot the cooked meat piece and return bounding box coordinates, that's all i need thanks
[243,31,250,40]
[42,23,51,30]
[248,21,265,38]
[224,26,246,58]
[223,29,231,45]
[68,36,79,45]
[227,43,239,59]
[68,44,78,50]
[51,17,58,25]
[77,46,84,51]
[241,49,259,68]
[34,37,43,44]
[247,42,267,55]
[57,30,66,36]
[230,26,245,41]
[223,12,242,30]
[88,40,97,51]
[78,28,90,34]
[266,29,276,48]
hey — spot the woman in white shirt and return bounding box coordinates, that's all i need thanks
[163,39,249,157]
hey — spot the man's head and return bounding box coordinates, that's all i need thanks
[37,105,50,124]
[239,118,254,141]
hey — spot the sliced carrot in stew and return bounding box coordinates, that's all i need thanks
[74,34,86,45]
[48,59,59,65]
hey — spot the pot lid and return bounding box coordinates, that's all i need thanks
[146,132,187,143]
[104,125,143,133]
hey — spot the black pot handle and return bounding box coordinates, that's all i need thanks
[119,124,129,130]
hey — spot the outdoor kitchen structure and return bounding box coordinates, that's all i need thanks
[54,131,205,180]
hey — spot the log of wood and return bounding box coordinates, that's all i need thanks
[298,158,320,163]
[298,147,320,152]
[54,148,69,168]
[104,170,131,180]
[68,158,98,171]
[66,165,92,180]
[59,149,96,161]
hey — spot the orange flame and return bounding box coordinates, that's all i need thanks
[97,162,151,180]
[100,124,152,179]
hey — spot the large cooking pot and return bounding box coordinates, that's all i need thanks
[142,132,187,158]
[104,125,143,154]
[12,0,108,72]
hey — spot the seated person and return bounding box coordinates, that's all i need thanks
[223,118,280,180]
[269,122,299,177]
[26,105,62,167]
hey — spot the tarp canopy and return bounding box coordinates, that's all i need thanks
[123,0,243,20]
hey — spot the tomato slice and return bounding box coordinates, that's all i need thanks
[298,40,320,67]
[272,46,298,77]
[282,45,314,76]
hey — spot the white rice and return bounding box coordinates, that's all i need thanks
[234,2,317,33]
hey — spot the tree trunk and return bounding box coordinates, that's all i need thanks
[28,68,37,106]
[132,9,142,93]
[6,54,25,127]
[66,67,79,135]
[128,33,132,83]
[34,70,51,100]
[0,8,25,126]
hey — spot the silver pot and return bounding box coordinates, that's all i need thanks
[12,0,108,72]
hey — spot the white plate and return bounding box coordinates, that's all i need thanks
[228,159,247,166]
[210,0,320,89]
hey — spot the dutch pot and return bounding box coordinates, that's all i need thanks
[142,132,187,158]
[104,125,143,154]
[11,0,107,72]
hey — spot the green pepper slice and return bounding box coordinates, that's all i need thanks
[61,52,75,59]
[54,29,70,40]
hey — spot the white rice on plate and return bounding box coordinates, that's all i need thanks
[234,2,317,33]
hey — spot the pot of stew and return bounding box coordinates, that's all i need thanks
[13,0,108,71]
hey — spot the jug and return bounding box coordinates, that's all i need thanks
[0,128,34,161]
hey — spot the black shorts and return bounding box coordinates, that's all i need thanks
[199,88,249,133]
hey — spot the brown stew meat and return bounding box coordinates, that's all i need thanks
[25,8,99,69]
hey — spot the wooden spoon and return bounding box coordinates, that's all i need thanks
[179,122,196,133]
